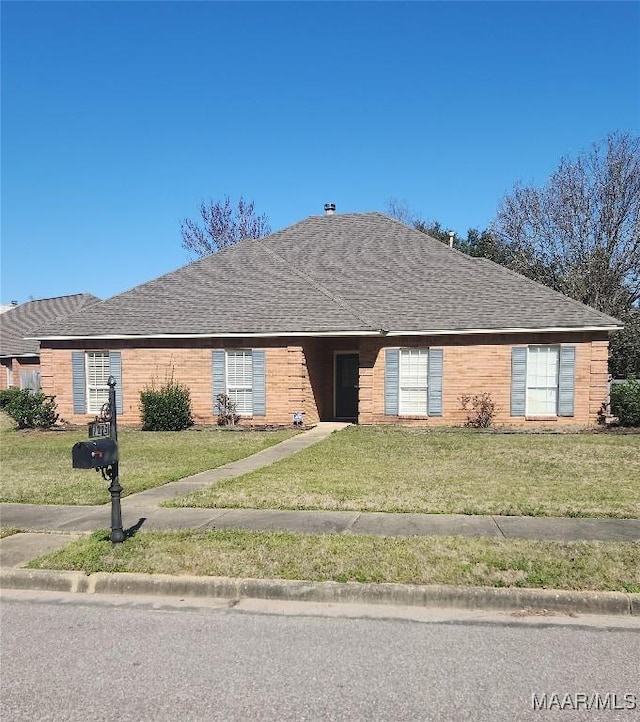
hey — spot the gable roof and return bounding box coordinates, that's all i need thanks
[32,213,621,340]
[0,294,101,356]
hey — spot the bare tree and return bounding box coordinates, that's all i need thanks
[181,195,271,257]
[493,132,640,315]
[386,197,420,226]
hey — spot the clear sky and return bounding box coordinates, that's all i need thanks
[1,0,639,304]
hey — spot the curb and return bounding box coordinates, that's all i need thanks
[2,568,638,616]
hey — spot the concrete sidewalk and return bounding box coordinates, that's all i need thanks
[2,503,639,543]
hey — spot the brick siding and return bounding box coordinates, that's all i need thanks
[40,331,610,427]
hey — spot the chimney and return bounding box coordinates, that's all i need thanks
[324,203,336,215]
[448,231,455,249]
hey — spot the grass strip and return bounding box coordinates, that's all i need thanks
[172,426,640,518]
[0,527,21,539]
[0,424,298,505]
[26,529,640,593]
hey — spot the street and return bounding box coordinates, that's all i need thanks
[1,590,638,721]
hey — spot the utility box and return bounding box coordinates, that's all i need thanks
[72,439,118,469]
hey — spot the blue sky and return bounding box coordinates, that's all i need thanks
[2,1,639,304]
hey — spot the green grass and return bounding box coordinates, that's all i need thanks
[0,417,298,505]
[0,527,21,539]
[26,529,640,593]
[173,426,640,518]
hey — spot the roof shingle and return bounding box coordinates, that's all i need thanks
[0,294,100,356]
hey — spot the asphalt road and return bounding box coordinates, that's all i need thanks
[2,591,639,722]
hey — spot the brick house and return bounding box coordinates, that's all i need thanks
[32,211,621,427]
[0,294,99,392]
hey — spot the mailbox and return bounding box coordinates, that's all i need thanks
[72,439,118,469]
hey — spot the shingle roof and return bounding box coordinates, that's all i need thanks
[32,213,620,339]
[0,294,101,356]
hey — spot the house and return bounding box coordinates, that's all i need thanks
[31,210,621,427]
[0,294,100,392]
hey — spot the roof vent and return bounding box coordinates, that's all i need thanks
[324,203,336,215]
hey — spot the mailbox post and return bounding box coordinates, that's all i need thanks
[72,375,124,544]
[105,376,124,543]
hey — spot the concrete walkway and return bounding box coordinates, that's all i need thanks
[2,421,639,570]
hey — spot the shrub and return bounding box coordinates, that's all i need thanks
[140,379,193,431]
[0,388,22,409]
[216,393,239,426]
[4,389,59,429]
[610,378,640,428]
[460,392,498,428]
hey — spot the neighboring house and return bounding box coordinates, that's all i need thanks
[0,294,100,392]
[32,210,621,427]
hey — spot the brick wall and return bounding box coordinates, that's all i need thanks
[359,332,610,426]
[0,358,40,391]
[40,340,322,426]
[0,360,11,390]
[40,331,610,427]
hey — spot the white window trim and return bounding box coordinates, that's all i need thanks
[226,349,254,417]
[86,351,110,415]
[525,345,560,418]
[398,348,429,416]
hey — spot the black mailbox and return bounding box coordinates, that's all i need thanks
[72,439,118,469]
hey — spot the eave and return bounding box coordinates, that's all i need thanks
[28,324,622,342]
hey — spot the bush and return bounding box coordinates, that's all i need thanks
[140,379,194,431]
[0,388,22,410]
[460,392,498,428]
[4,389,59,429]
[216,393,239,426]
[610,378,640,427]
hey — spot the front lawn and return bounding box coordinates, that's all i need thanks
[173,426,640,518]
[26,529,640,593]
[0,417,298,505]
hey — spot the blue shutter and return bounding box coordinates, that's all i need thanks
[558,346,576,417]
[384,349,399,416]
[252,350,266,416]
[511,347,527,417]
[108,351,123,414]
[72,352,86,414]
[212,350,226,414]
[427,349,443,416]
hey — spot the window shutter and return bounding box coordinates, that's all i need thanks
[252,350,266,416]
[72,352,86,414]
[212,350,226,414]
[108,351,123,414]
[558,346,576,417]
[384,349,399,416]
[427,349,443,416]
[511,347,527,417]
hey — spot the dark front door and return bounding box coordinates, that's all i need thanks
[335,353,359,420]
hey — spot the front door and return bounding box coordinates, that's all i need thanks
[335,353,359,420]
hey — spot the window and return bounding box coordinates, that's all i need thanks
[399,348,429,415]
[526,346,559,416]
[212,349,265,417]
[226,350,253,415]
[86,352,110,414]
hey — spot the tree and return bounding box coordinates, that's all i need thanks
[181,195,271,257]
[492,132,640,317]
[386,198,511,261]
[609,309,640,378]
[386,198,459,245]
